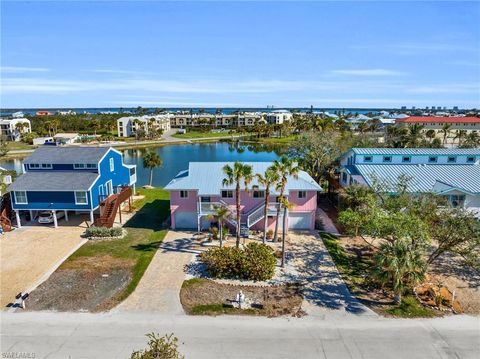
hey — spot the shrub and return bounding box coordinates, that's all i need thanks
[266,229,274,240]
[200,243,276,281]
[85,226,123,238]
[131,333,184,359]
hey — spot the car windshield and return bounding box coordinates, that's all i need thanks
[39,212,51,218]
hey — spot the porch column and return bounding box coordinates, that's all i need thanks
[29,210,33,222]
[52,211,58,228]
[197,215,201,233]
[64,210,69,222]
[90,210,94,224]
[15,210,21,228]
[119,204,122,224]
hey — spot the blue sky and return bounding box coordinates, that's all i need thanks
[1,1,479,108]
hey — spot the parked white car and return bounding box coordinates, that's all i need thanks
[37,211,65,224]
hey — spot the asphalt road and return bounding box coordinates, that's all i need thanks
[1,312,478,359]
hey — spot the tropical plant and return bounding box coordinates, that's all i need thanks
[207,205,230,248]
[143,151,163,186]
[271,156,299,267]
[222,162,254,247]
[255,167,280,243]
[372,239,427,304]
[425,129,436,143]
[441,123,452,145]
[130,333,184,359]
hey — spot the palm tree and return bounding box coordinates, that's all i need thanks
[208,206,230,248]
[425,129,436,143]
[406,124,424,147]
[133,119,143,140]
[454,130,467,146]
[373,239,426,304]
[271,157,299,266]
[222,162,254,248]
[255,167,280,243]
[441,124,452,145]
[357,122,368,134]
[143,151,163,187]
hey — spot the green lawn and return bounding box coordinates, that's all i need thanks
[6,141,36,151]
[252,135,298,144]
[172,130,238,139]
[68,188,170,303]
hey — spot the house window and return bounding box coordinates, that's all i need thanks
[180,190,188,198]
[109,158,114,172]
[129,167,136,176]
[41,164,52,169]
[298,191,307,199]
[74,164,86,169]
[402,156,411,163]
[448,195,465,208]
[74,191,88,205]
[382,156,392,163]
[200,196,211,203]
[14,191,28,204]
[253,190,265,198]
[428,156,438,163]
[221,190,233,198]
[86,163,97,169]
[466,156,476,163]
[29,164,40,169]
[363,156,373,163]
[447,156,456,163]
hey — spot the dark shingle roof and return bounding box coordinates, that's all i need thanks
[8,172,99,192]
[23,147,110,165]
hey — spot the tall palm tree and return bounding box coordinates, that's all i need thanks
[133,119,143,140]
[208,206,230,248]
[255,167,280,244]
[222,162,254,248]
[454,130,467,146]
[357,122,368,134]
[441,124,452,145]
[406,124,424,147]
[271,156,299,247]
[143,151,163,187]
[278,197,294,267]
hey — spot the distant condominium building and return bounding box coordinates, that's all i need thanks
[0,117,31,141]
[117,115,172,137]
[265,110,293,125]
[339,148,480,217]
[169,112,263,128]
[395,116,480,146]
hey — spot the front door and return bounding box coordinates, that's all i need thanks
[106,181,113,196]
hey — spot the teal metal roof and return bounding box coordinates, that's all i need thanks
[355,164,480,193]
[165,162,322,195]
[350,148,480,156]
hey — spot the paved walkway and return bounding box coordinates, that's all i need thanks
[1,220,87,308]
[114,231,199,313]
[287,232,376,317]
[317,208,340,235]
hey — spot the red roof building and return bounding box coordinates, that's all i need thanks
[396,116,480,124]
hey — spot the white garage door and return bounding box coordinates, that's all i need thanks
[288,213,311,229]
[174,212,197,229]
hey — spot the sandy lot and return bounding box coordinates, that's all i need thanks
[0,221,86,307]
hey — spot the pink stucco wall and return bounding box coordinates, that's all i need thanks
[169,189,317,230]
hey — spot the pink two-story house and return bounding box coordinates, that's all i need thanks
[164,162,322,233]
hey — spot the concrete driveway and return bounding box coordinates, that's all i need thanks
[0,219,87,308]
[114,231,199,314]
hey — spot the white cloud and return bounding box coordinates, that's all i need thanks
[330,69,406,76]
[407,84,479,94]
[0,66,50,73]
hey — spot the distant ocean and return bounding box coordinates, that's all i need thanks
[0,107,394,117]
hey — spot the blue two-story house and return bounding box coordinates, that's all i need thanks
[8,147,136,227]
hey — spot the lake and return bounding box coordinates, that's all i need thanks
[0,142,282,187]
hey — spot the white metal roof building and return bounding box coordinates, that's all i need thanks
[165,162,322,196]
[339,148,480,217]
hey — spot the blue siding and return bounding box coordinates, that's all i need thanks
[90,150,132,208]
[11,148,135,211]
[11,191,91,211]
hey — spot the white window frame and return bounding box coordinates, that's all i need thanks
[74,191,88,205]
[105,180,113,196]
[180,190,188,198]
[109,158,115,172]
[14,191,28,204]
[40,163,52,169]
[298,190,307,199]
[74,163,86,169]
[221,190,233,198]
[29,164,40,169]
